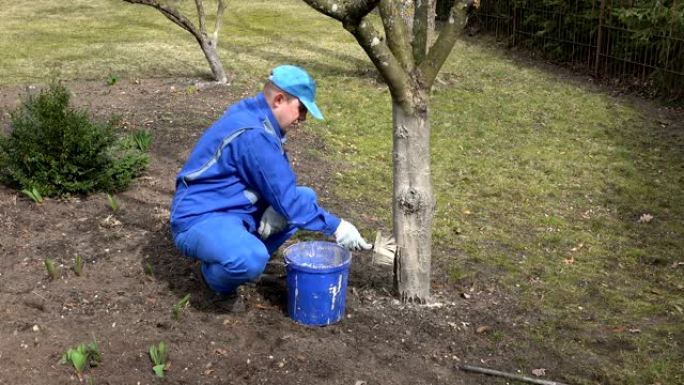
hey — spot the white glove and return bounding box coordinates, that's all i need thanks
[334,219,372,251]
[258,206,288,240]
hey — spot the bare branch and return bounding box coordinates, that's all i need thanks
[411,0,430,64]
[379,0,413,72]
[195,0,207,37]
[123,0,201,38]
[213,0,227,45]
[344,17,413,111]
[302,0,380,23]
[418,0,472,89]
[123,0,228,83]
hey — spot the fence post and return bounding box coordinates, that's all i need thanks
[512,1,517,46]
[594,0,607,76]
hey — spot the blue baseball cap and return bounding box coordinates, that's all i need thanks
[269,65,324,120]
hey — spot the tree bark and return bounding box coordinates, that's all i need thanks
[122,0,228,83]
[391,98,434,302]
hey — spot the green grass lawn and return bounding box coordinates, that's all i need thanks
[1,1,682,384]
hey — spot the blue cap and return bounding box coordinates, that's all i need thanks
[269,65,324,120]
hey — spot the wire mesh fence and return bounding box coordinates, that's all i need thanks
[446,0,684,97]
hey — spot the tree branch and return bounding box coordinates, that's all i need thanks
[302,0,380,23]
[412,0,430,64]
[212,0,226,45]
[344,17,414,111]
[379,0,414,72]
[195,0,207,37]
[123,0,201,39]
[418,0,472,89]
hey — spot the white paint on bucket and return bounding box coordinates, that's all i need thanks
[293,275,299,311]
[329,274,343,311]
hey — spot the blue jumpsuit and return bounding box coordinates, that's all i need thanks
[170,93,341,294]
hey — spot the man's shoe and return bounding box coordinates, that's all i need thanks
[191,261,210,290]
[192,262,245,313]
[211,292,245,313]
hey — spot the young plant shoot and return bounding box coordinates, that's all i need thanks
[148,341,168,378]
[172,294,190,320]
[44,258,59,280]
[73,255,84,276]
[61,342,102,377]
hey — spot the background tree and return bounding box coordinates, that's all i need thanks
[123,0,228,83]
[302,0,478,302]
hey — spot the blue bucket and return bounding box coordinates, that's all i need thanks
[283,241,351,326]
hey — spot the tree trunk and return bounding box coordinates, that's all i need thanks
[199,39,227,83]
[392,99,434,303]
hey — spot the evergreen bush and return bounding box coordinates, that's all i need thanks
[0,82,149,197]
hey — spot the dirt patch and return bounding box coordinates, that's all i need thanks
[1,79,575,385]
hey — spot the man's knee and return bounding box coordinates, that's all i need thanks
[241,248,269,281]
[297,186,317,202]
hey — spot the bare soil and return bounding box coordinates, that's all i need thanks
[1,79,578,385]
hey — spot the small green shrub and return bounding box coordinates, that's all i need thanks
[0,82,149,197]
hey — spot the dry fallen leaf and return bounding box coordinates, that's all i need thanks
[476,325,491,334]
[531,368,546,377]
[214,348,227,356]
[562,256,576,265]
[570,243,584,252]
[638,213,654,223]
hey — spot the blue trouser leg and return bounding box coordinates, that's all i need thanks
[172,187,316,294]
[173,215,270,294]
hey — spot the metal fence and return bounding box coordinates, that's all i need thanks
[458,0,684,97]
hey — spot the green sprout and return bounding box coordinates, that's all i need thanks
[106,193,119,212]
[73,255,84,276]
[106,74,118,86]
[132,130,152,152]
[172,294,191,320]
[21,187,43,203]
[148,341,168,378]
[61,342,101,377]
[144,262,154,276]
[44,258,59,280]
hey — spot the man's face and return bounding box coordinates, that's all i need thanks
[272,93,307,133]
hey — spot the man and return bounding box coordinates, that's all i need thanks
[170,65,371,308]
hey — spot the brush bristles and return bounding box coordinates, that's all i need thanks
[372,231,396,266]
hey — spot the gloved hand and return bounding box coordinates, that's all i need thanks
[334,219,372,251]
[258,206,288,240]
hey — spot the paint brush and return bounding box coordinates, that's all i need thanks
[371,230,396,266]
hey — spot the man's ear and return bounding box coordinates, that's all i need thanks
[272,92,286,107]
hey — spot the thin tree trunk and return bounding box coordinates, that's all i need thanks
[392,99,434,303]
[200,40,227,83]
[122,0,228,84]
